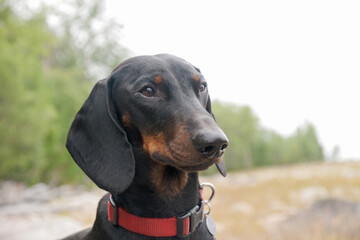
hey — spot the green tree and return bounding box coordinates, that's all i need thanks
[212,101,259,170]
[210,101,324,173]
[47,0,128,79]
[0,0,128,184]
[295,122,324,161]
[39,0,128,184]
[0,1,54,182]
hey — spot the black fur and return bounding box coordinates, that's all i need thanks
[64,54,228,239]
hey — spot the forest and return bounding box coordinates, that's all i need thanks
[0,0,323,185]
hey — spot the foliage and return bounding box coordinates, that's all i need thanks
[0,0,127,185]
[47,0,128,79]
[211,101,324,172]
[0,1,53,183]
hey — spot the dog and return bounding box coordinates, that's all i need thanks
[64,54,229,239]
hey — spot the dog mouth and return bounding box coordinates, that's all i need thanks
[179,161,215,172]
[151,151,222,172]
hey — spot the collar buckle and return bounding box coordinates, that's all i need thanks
[176,201,204,238]
[109,195,118,226]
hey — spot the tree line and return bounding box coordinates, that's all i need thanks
[210,102,323,174]
[0,1,323,185]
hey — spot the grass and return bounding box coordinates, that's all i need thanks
[200,161,360,240]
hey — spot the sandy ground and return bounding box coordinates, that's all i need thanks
[1,161,360,240]
[0,183,105,240]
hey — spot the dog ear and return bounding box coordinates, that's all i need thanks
[205,95,227,177]
[66,78,135,194]
[205,95,213,117]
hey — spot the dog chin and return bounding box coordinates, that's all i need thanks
[179,161,216,172]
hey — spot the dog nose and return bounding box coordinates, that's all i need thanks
[193,130,229,159]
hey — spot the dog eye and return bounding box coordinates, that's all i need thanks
[199,83,207,93]
[140,86,156,97]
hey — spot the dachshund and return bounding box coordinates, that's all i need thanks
[63,54,229,240]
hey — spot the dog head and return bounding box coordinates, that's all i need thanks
[66,54,228,194]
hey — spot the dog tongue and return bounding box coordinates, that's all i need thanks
[216,161,227,177]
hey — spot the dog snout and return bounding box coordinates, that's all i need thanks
[193,129,229,159]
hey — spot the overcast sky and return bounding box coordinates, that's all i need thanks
[105,0,360,160]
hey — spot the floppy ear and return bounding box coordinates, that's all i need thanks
[205,95,227,177]
[205,95,213,117]
[66,78,135,194]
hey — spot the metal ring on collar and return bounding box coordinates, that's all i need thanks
[203,200,212,215]
[200,182,215,202]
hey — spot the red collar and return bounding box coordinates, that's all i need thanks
[108,192,204,238]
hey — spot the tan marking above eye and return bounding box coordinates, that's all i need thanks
[154,75,162,84]
[193,74,200,82]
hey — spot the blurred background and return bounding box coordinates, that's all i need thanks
[0,0,359,239]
